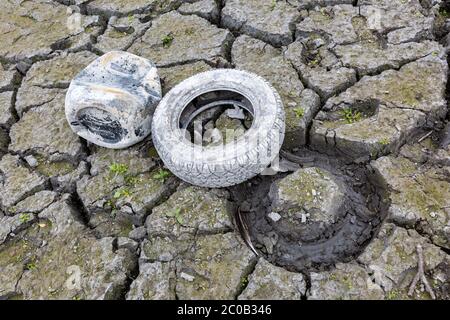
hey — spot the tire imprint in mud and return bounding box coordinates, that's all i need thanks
[229,148,391,273]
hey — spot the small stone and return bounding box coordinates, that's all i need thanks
[301,214,307,224]
[121,205,134,214]
[180,272,195,282]
[268,212,282,222]
[117,237,139,252]
[203,128,223,146]
[24,155,38,168]
[262,236,274,254]
[16,61,32,75]
[129,226,147,241]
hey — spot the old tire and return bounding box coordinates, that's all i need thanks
[152,69,285,188]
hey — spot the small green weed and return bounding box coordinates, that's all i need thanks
[293,107,304,118]
[166,208,183,225]
[153,169,171,182]
[19,213,31,223]
[109,163,128,176]
[270,0,277,10]
[113,187,131,199]
[162,33,174,47]
[25,262,37,271]
[379,138,390,146]
[240,276,249,288]
[340,108,362,124]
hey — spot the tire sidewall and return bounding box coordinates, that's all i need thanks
[152,69,285,187]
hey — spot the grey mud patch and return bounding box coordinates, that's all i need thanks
[229,148,390,273]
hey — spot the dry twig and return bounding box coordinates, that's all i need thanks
[408,244,436,299]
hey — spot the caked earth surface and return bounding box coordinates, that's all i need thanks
[0,0,449,300]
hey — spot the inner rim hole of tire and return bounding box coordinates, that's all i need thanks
[179,90,254,146]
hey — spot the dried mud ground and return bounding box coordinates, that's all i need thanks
[0,0,449,300]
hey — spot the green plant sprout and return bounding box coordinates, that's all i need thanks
[19,213,31,223]
[439,8,450,18]
[124,175,139,185]
[293,107,305,118]
[162,33,174,47]
[113,187,131,199]
[25,262,37,271]
[309,58,320,66]
[166,207,184,225]
[340,108,362,124]
[379,138,390,146]
[109,163,128,176]
[270,0,277,11]
[153,169,171,182]
[240,276,249,288]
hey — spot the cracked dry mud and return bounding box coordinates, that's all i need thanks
[0,0,449,300]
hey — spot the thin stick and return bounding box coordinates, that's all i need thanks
[418,131,433,143]
[408,244,436,299]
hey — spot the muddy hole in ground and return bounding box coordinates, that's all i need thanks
[228,148,391,273]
